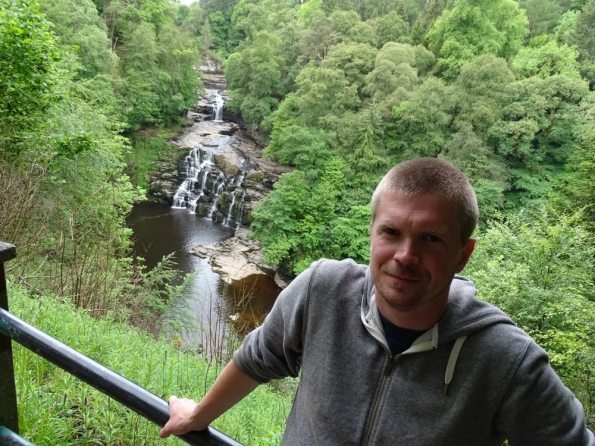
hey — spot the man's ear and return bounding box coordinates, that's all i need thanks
[456,239,476,273]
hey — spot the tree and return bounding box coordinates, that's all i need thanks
[38,0,118,78]
[291,65,360,129]
[0,0,61,152]
[225,30,285,126]
[511,39,581,80]
[466,209,595,420]
[138,0,175,33]
[297,14,338,65]
[388,77,454,159]
[555,92,595,229]
[372,9,410,47]
[329,9,375,46]
[251,157,346,275]
[322,42,378,98]
[363,42,419,116]
[520,0,563,39]
[453,54,515,136]
[263,125,333,175]
[155,23,202,124]
[347,103,390,184]
[439,125,510,219]
[488,75,589,208]
[426,0,528,79]
[572,0,595,88]
[120,22,161,128]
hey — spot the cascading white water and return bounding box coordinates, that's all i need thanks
[223,192,236,226]
[207,89,225,121]
[171,91,248,227]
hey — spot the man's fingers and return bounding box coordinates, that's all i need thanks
[159,426,170,439]
[159,396,178,438]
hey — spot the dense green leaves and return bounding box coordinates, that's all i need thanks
[251,157,347,274]
[0,0,61,143]
[38,0,118,78]
[467,209,595,419]
[427,0,528,79]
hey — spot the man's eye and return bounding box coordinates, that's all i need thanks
[384,228,397,236]
[424,234,441,242]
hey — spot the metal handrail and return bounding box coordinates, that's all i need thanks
[0,426,34,445]
[0,242,243,446]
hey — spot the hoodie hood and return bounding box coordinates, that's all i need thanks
[360,273,517,395]
[361,272,516,348]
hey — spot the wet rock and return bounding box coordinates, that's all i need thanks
[189,228,274,284]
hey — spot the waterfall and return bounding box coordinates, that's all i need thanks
[223,192,236,226]
[172,87,249,227]
[207,89,224,121]
[235,191,246,229]
[172,145,214,213]
[173,147,248,226]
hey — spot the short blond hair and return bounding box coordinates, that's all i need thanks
[371,158,479,242]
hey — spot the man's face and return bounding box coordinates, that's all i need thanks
[369,192,475,313]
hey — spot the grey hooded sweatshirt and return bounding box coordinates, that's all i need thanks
[233,259,595,446]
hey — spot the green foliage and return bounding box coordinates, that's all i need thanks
[511,39,581,79]
[426,0,529,79]
[125,135,174,189]
[372,10,410,47]
[520,0,564,39]
[10,284,293,445]
[572,0,595,87]
[329,204,371,264]
[292,65,360,129]
[251,157,346,274]
[554,92,595,228]
[118,18,200,129]
[264,125,333,174]
[466,209,595,424]
[439,124,510,219]
[297,0,323,26]
[347,103,390,184]
[452,54,515,136]
[38,0,118,78]
[322,42,378,98]
[488,74,589,207]
[0,0,62,145]
[225,31,285,126]
[389,76,454,159]
[329,9,375,46]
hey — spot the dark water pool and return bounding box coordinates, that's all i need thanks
[127,201,279,348]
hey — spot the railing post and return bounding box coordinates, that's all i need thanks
[0,242,18,433]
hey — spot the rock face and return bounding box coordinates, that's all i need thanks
[147,72,291,286]
[189,227,275,284]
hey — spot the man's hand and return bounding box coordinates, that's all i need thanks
[158,360,260,440]
[159,396,209,438]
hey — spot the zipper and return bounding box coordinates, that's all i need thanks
[361,353,397,446]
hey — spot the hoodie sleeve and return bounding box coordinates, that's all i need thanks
[497,337,595,446]
[232,260,322,383]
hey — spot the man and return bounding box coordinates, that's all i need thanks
[160,158,595,445]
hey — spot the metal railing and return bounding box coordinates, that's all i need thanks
[0,242,243,446]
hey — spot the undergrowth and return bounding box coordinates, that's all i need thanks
[9,283,293,445]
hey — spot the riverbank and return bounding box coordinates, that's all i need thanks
[9,282,293,445]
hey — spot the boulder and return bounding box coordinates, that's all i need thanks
[189,228,276,285]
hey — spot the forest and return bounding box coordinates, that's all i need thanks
[1,0,594,442]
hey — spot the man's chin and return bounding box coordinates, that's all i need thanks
[377,290,421,312]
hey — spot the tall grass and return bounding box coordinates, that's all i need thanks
[9,284,294,445]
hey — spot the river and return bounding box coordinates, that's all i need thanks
[127,89,280,354]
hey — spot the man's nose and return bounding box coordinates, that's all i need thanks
[392,239,419,265]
